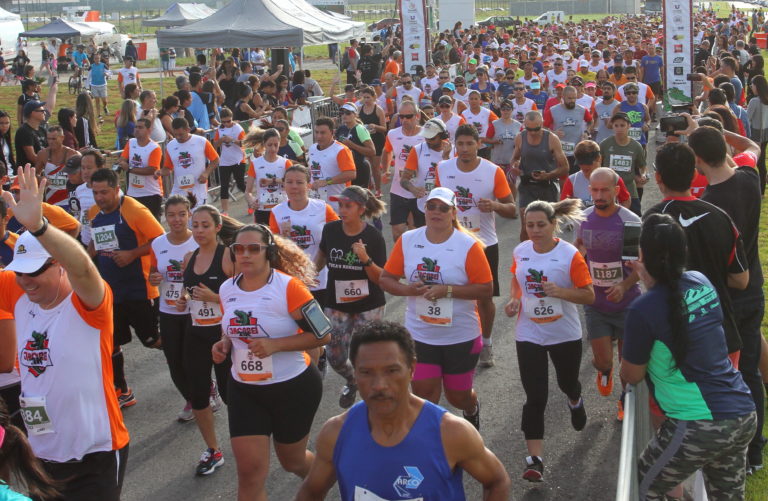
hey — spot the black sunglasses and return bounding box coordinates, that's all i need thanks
[400,114,415,119]
[525,126,542,132]
[14,259,54,278]
[425,202,452,213]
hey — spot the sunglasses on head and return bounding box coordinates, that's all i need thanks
[230,243,266,256]
[14,259,54,278]
[425,202,452,213]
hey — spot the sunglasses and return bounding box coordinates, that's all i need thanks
[554,63,563,66]
[439,103,451,108]
[625,91,638,94]
[525,126,542,132]
[14,259,54,278]
[230,243,266,255]
[341,110,355,115]
[425,202,452,213]
[500,106,513,111]
[400,114,415,119]
[514,87,525,91]
[456,83,466,87]
[402,81,413,85]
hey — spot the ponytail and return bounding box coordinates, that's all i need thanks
[525,198,585,233]
[361,189,387,219]
[192,205,244,246]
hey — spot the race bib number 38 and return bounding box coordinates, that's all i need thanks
[414,296,453,326]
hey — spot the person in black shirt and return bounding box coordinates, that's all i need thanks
[686,123,767,474]
[357,44,381,85]
[15,100,49,169]
[315,186,387,409]
[16,79,39,127]
[644,142,749,358]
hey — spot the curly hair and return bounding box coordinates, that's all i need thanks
[235,224,318,288]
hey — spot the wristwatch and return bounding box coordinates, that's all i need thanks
[362,258,373,267]
[29,217,49,237]
[446,285,453,299]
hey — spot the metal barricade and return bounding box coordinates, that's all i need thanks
[616,382,652,501]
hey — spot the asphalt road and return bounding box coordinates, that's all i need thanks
[119,135,664,501]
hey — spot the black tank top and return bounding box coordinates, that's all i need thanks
[359,105,383,142]
[184,244,228,301]
[233,100,251,121]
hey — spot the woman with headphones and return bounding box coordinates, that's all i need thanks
[212,223,330,500]
[175,205,236,477]
[314,185,388,409]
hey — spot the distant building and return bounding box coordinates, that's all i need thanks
[509,0,640,17]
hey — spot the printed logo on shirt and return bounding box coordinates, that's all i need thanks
[454,186,476,212]
[329,248,361,269]
[409,257,443,284]
[227,310,269,338]
[525,268,549,297]
[626,110,643,124]
[130,153,143,169]
[685,284,719,321]
[561,117,577,127]
[309,160,322,180]
[393,466,424,497]
[288,225,314,249]
[166,259,183,281]
[21,331,53,377]
[178,151,193,168]
[400,144,414,161]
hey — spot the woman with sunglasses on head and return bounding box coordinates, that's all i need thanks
[174,205,236,477]
[504,198,594,483]
[380,187,492,431]
[245,128,292,225]
[148,194,199,423]
[336,103,376,190]
[621,214,756,500]
[212,224,329,501]
[314,186,387,409]
[212,108,246,216]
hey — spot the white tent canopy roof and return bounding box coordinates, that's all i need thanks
[156,0,365,48]
[0,7,20,22]
[143,3,216,27]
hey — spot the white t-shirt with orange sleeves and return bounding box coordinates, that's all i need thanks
[0,272,129,462]
[442,113,466,142]
[461,106,498,139]
[121,137,163,198]
[151,234,198,315]
[269,198,338,290]
[247,154,291,211]
[117,67,138,86]
[164,134,219,204]
[404,142,447,213]
[307,140,355,211]
[435,157,512,246]
[511,239,592,346]
[384,227,492,345]
[214,124,246,166]
[219,270,313,385]
[391,85,425,111]
[384,126,425,200]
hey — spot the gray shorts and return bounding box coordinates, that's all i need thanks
[584,306,627,340]
[518,181,559,209]
[91,84,108,98]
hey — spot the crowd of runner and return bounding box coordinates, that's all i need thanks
[0,6,768,501]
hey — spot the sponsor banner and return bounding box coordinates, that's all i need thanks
[399,0,429,75]
[664,0,694,108]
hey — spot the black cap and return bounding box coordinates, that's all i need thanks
[62,155,82,174]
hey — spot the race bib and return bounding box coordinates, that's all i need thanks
[523,295,563,322]
[414,296,453,326]
[459,214,481,233]
[19,396,54,436]
[628,127,643,140]
[92,224,119,252]
[335,279,370,303]
[190,300,222,326]
[129,173,145,189]
[48,171,67,189]
[609,154,633,172]
[562,142,575,155]
[259,187,284,209]
[160,281,184,307]
[590,261,623,287]
[354,486,423,501]
[233,346,273,382]
[178,175,195,190]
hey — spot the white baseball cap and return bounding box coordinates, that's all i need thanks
[419,118,447,139]
[340,103,358,114]
[425,187,456,207]
[6,231,52,274]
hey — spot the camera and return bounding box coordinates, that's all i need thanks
[686,73,703,81]
[659,115,687,136]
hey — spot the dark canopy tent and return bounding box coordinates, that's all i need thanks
[156,0,365,48]
[20,18,99,38]
[142,3,216,27]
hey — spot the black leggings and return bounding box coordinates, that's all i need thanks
[757,140,768,195]
[516,339,583,440]
[184,324,232,410]
[218,163,246,200]
[159,312,190,401]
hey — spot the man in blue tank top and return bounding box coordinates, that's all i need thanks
[295,321,511,501]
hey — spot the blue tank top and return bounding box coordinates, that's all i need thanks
[333,400,465,501]
[619,101,647,145]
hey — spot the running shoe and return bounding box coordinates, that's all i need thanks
[339,384,358,409]
[195,448,224,476]
[569,398,587,431]
[117,388,136,409]
[617,399,625,422]
[177,401,194,422]
[596,368,614,397]
[462,401,480,431]
[478,344,494,368]
[747,436,766,474]
[317,349,328,379]
[523,456,544,482]
[210,381,223,413]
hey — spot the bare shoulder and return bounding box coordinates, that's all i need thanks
[316,412,349,453]
[440,411,483,459]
